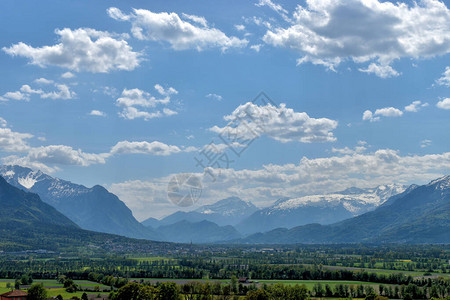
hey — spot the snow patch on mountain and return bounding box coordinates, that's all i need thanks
[271,184,406,215]
[428,175,450,190]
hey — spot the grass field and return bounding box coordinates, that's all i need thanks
[0,279,110,299]
[128,256,177,263]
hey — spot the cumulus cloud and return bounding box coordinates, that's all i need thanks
[211,102,337,143]
[3,28,141,73]
[375,107,403,117]
[107,7,248,51]
[205,93,223,101]
[262,0,450,77]
[89,110,106,117]
[436,98,450,110]
[363,106,403,121]
[34,78,54,85]
[1,82,75,101]
[436,66,450,87]
[2,145,108,173]
[116,85,178,120]
[365,100,428,121]
[358,63,400,78]
[404,100,428,112]
[40,84,75,100]
[0,127,33,152]
[110,141,182,156]
[332,141,368,155]
[61,72,75,79]
[421,139,432,148]
[154,84,178,96]
[109,148,450,219]
[256,0,291,22]
[250,44,262,52]
[235,24,246,31]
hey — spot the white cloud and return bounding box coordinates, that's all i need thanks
[2,145,108,173]
[0,127,32,152]
[436,98,450,110]
[256,0,291,22]
[154,84,178,96]
[332,142,368,155]
[404,100,428,112]
[205,93,223,101]
[235,24,246,31]
[0,117,193,173]
[421,139,432,148]
[110,141,182,156]
[61,72,75,79]
[116,88,169,108]
[181,13,208,27]
[262,0,450,77]
[34,78,54,85]
[362,110,379,122]
[41,84,75,100]
[107,7,248,51]
[210,102,338,143]
[162,108,178,116]
[436,66,450,87]
[109,149,450,219]
[375,107,403,117]
[116,86,177,120]
[89,110,106,117]
[358,63,400,78]
[2,90,30,101]
[20,85,42,95]
[3,28,141,73]
[250,44,262,52]
[363,107,403,121]
[1,82,75,102]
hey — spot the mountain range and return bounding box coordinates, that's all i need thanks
[240,175,450,244]
[0,165,160,240]
[1,163,448,245]
[236,184,406,235]
[0,175,172,252]
[146,197,258,228]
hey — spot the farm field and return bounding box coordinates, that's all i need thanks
[0,279,109,299]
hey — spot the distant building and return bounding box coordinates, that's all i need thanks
[238,277,250,283]
[0,290,28,300]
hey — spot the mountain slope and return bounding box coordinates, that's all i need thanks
[157,220,242,243]
[0,165,160,240]
[241,176,450,244]
[155,197,258,227]
[0,176,77,227]
[141,217,161,229]
[237,184,406,235]
[0,175,173,252]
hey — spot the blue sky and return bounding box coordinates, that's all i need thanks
[1,0,450,219]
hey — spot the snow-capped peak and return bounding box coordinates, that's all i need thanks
[428,175,450,190]
[195,197,258,217]
[271,184,406,215]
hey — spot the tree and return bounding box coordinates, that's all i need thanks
[28,283,48,300]
[81,292,88,300]
[112,282,141,300]
[245,289,269,300]
[14,279,20,290]
[157,282,179,300]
